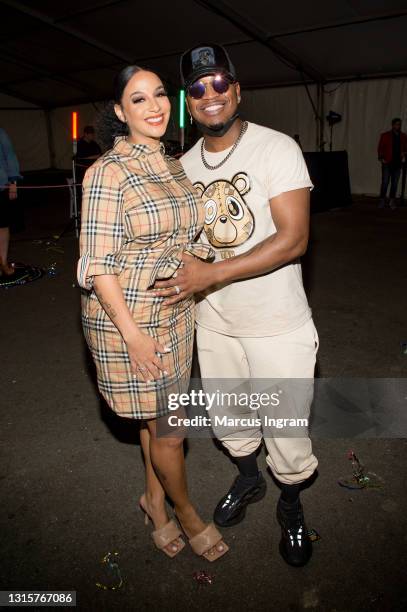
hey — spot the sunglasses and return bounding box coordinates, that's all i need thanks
[187,74,234,99]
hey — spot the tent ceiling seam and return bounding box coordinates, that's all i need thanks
[273,10,407,39]
[195,0,325,83]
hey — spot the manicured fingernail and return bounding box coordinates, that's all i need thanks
[173,272,177,278]
[163,370,168,376]
[164,346,171,352]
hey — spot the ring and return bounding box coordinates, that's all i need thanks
[138,366,146,372]
[174,285,181,295]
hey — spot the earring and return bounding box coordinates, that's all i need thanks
[237,96,241,103]
[190,114,193,125]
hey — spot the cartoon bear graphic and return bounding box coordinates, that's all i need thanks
[194,173,254,248]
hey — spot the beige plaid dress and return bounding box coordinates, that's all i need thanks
[77,137,213,419]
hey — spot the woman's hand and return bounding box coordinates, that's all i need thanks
[125,329,170,382]
[93,275,171,382]
[152,254,216,305]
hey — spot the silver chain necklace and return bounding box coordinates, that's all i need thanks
[200,121,248,170]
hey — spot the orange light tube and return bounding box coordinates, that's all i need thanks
[72,111,78,140]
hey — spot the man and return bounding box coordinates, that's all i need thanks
[75,126,102,208]
[154,43,318,567]
[377,118,407,209]
[76,125,102,171]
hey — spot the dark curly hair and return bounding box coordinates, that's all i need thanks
[96,65,146,150]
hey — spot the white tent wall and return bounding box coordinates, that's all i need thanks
[0,93,50,171]
[323,77,407,195]
[241,77,407,195]
[239,84,318,153]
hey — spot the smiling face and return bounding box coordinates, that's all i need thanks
[114,70,171,146]
[187,73,240,130]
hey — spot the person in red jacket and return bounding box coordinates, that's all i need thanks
[377,118,407,209]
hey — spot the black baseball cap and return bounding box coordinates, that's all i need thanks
[180,43,236,89]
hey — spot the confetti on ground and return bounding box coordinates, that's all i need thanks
[338,450,384,490]
[193,570,214,586]
[95,552,123,591]
[307,528,321,542]
[46,245,65,254]
[46,262,58,276]
[0,263,44,288]
[32,237,65,253]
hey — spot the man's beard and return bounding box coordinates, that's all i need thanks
[194,112,239,137]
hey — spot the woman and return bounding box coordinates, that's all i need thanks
[0,128,21,275]
[77,66,228,561]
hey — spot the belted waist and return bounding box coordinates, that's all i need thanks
[148,242,214,287]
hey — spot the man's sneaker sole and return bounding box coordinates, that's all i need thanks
[279,540,312,567]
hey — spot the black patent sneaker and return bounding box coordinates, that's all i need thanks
[213,472,267,527]
[277,497,312,567]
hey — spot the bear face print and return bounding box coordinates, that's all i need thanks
[194,173,254,248]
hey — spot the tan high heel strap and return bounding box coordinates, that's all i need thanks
[152,519,185,555]
[188,523,229,560]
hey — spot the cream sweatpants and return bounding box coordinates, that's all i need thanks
[196,318,319,485]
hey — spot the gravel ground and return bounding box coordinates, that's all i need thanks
[1,195,406,611]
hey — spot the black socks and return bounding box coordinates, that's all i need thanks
[234,452,259,480]
[234,454,301,504]
[280,483,301,504]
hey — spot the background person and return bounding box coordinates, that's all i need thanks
[0,127,21,276]
[76,125,102,169]
[377,118,407,209]
[75,126,102,207]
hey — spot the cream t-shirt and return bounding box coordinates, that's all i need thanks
[181,122,313,337]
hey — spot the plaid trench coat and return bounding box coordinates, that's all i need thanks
[77,137,213,419]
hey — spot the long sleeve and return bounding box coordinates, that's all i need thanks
[77,162,126,290]
[0,129,21,186]
[377,133,386,159]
